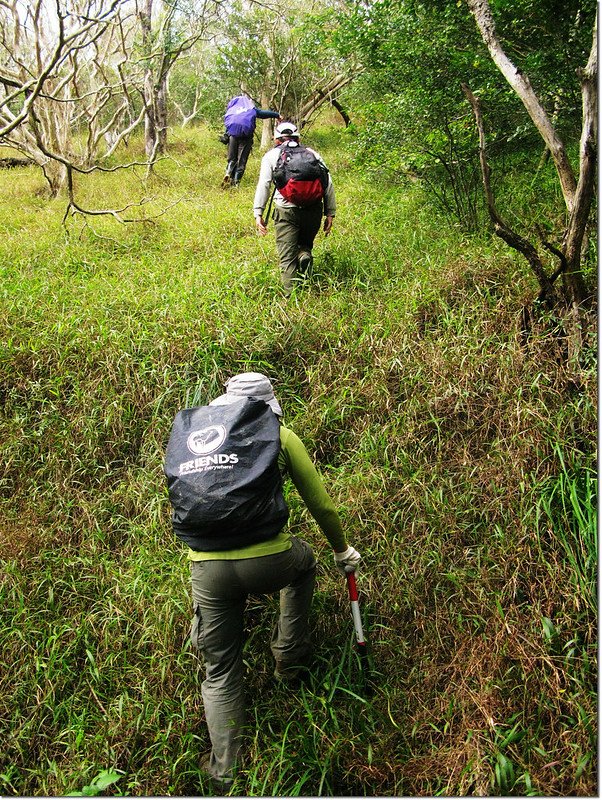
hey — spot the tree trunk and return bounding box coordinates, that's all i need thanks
[143,75,156,159]
[140,0,165,161]
[260,90,273,150]
[298,73,357,126]
[41,158,68,197]
[330,98,351,127]
[467,0,597,308]
[562,14,598,307]
[156,72,168,154]
[467,0,577,210]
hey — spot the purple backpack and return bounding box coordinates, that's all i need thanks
[224,96,257,137]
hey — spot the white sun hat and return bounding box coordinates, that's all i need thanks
[210,372,283,417]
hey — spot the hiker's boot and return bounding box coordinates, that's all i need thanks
[274,660,311,686]
[199,754,235,795]
[221,174,231,189]
[297,250,313,279]
[274,649,313,685]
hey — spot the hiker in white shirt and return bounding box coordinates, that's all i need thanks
[253,122,336,295]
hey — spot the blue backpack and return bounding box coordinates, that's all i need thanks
[224,95,257,137]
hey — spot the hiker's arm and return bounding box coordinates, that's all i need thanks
[253,153,275,234]
[280,427,347,552]
[323,173,336,222]
[256,109,281,120]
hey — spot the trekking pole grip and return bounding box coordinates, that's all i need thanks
[344,567,372,693]
[345,568,365,646]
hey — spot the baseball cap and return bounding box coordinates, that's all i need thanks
[274,122,299,139]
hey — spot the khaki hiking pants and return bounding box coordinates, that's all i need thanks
[273,202,323,292]
[190,536,316,784]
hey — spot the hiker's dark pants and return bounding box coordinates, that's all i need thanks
[190,536,316,784]
[273,202,323,292]
[226,135,253,183]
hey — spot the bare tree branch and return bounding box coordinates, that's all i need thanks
[563,11,597,285]
[466,0,597,314]
[297,72,359,126]
[462,82,555,301]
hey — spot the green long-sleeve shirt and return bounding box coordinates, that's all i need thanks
[187,426,346,561]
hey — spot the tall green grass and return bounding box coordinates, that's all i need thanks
[0,125,597,796]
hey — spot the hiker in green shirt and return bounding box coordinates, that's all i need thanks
[185,373,361,789]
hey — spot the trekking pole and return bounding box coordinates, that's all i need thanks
[263,184,276,228]
[345,566,372,692]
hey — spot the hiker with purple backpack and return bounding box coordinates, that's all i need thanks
[221,94,281,188]
[253,122,336,295]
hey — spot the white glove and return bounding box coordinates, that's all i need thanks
[334,545,362,575]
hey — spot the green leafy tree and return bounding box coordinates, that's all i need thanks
[197,0,356,143]
[334,0,596,234]
[335,0,499,229]
[465,0,596,360]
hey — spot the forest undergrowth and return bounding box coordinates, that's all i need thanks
[0,125,597,797]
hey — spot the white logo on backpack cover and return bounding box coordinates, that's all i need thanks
[187,425,227,456]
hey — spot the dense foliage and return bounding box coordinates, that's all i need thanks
[0,123,597,796]
[0,1,597,796]
[332,0,596,230]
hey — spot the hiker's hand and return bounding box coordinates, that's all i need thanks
[323,215,334,236]
[334,545,361,574]
[255,216,268,236]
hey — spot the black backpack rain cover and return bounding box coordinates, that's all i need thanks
[164,398,289,551]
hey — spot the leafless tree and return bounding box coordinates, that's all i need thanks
[0,0,222,213]
[138,0,222,160]
[0,0,145,195]
[172,84,202,127]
